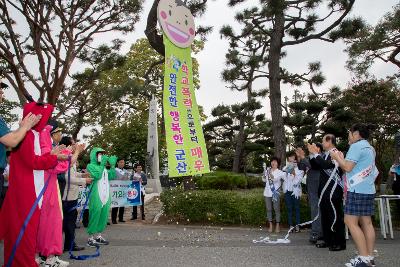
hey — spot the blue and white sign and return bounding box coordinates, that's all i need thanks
[126,180,142,206]
[76,180,142,209]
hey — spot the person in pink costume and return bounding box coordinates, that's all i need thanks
[36,123,81,267]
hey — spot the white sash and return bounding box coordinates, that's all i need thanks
[347,164,378,188]
[98,169,110,206]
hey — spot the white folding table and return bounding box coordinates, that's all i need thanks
[378,194,400,239]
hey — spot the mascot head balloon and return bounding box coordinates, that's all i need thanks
[157,0,195,48]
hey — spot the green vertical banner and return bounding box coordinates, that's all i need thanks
[163,34,210,177]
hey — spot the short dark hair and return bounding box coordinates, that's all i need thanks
[59,136,73,147]
[117,158,125,163]
[134,163,143,170]
[287,151,296,158]
[270,156,281,167]
[350,123,371,139]
[324,134,336,146]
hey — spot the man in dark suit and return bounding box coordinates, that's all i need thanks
[307,134,346,251]
[296,143,324,244]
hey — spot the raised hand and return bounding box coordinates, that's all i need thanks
[108,155,118,166]
[295,147,305,159]
[100,155,109,166]
[330,150,344,161]
[19,113,42,130]
[51,145,68,160]
[306,143,319,155]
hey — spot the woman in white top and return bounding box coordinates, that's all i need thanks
[262,156,286,233]
[60,137,92,252]
[282,151,304,233]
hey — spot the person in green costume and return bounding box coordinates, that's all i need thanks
[86,147,117,247]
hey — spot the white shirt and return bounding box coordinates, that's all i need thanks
[115,167,129,180]
[133,172,145,194]
[262,168,285,197]
[282,167,304,193]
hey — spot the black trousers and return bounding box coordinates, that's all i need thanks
[58,179,66,199]
[111,207,125,222]
[319,182,346,247]
[62,200,78,250]
[393,178,400,217]
[132,194,145,219]
[82,209,89,227]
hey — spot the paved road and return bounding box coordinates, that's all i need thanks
[3,223,397,267]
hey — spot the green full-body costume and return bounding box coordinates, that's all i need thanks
[86,147,117,235]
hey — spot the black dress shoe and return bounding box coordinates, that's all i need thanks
[64,245,85,252]
[309,236,318,244]
[112,221,118,224]
[119,220,126,223]
[329,245,346,251]
[130,217,137,221]
[315,242,328,248]
[107,222,111,225]
[309,233,320,243]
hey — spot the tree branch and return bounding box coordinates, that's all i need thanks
[283,0,355,46]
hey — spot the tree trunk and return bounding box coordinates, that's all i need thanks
[268,10,286,166]
[232,82,254,173]
[232,116,245,173]
[145,0,165,56]
[71,108,85,140]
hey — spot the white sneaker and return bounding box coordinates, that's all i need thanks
[35,256,45,267]
[44,256,70,267]
[95,235,109,245]
[345,257,372,267]
[87,236,100,247]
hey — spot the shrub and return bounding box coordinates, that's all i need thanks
[161,188,400,227]
[246,175,265,189]
[194,171,247,190]
[160,188,311,226]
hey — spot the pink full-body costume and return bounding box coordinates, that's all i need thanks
[36,125,71,257]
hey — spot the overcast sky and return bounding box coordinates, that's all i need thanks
[3,0,398,127]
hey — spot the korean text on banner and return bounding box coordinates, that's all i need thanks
[163,34,210,177]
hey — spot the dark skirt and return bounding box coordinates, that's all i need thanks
[344,191,375,216]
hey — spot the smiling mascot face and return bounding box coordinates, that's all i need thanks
[157,0,195,48]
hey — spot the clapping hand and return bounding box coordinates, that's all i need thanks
[306,143,319,155]
[330,150,344,161]
[51,145,68,160]
[20,113,42,130]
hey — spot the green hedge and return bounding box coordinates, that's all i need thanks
[161,188,400,227]
[246,175,265,189]
[192,171,264,190]
[160,188,311,226]
[194,171,247,190]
